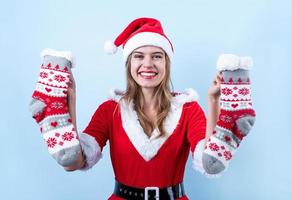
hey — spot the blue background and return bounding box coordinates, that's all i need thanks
[0,0,291,199]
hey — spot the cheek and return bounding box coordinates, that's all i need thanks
[129,63,138,79]
[158,63,166,76]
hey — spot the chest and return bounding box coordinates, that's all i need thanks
[109,104,190,162]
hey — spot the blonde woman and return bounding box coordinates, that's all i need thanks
[31,17,255,200]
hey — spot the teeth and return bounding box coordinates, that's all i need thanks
[140,72,156,76]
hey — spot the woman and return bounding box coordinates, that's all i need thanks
[32,17,255,200]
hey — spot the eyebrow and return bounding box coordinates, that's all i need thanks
[132,51,164,55]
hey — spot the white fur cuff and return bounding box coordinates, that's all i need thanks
[216,54,253,71]
[79,132,102,170]
[192,139,222,178]
[41,48,75,68]
[123,32,173,63]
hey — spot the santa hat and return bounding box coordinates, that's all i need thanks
[104,17,174,63]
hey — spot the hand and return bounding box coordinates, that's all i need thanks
[67,74,76,103]
[208,72,222,100]
[67,74,77,129]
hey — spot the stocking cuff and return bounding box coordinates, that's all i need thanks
[216,54,253,71]
[192,139,223,178]
[41,48,75,68]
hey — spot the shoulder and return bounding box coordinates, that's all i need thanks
[99,99,118,107]
[93,99,118,116]
[107,89,124,102]
[171,88,200,107]
[172,89,205,118]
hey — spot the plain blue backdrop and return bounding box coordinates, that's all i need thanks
[0,0,291,199]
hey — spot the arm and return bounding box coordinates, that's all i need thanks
[205,73,221,145]
[64,74,86,171]
[202,54,256,175]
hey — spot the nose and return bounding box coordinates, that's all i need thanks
[143,55,153,67]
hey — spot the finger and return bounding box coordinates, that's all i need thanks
[67,80,72,86]
[69,75,73,82]
[213,78,218,85]
[213,77,220,86]
[70,74,75,81]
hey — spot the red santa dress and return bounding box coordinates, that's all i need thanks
[79,89,207,200]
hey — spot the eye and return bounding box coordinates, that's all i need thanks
[133,54,144,59]
[152,54,163,60]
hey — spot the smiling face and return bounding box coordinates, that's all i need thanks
[129,46,166,91]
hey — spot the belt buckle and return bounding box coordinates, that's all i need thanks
[144,186,159,200]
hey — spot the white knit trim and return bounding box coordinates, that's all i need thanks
[79,132,102,170]
[41,48,75,68]
[109,88,198,161]
[192,139,222,178]
[42,125,79,154]
[216,54,252,71]
[38,68,70,88]
[220,84,252,101]
[123,32,173,63]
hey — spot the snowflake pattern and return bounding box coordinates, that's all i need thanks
[220,114,233,123]
[47,137,57,148]
[51,102,64,109]
[209,143,219,151]
[54,74,66,82]
[39,71,48,79]
[221,87,233,96]
[62,132,74,141]
[238,87,250,96]
[224,151,232,160]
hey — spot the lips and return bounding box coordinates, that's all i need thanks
[138,71,158,79]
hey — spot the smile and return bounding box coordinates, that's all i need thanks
[138,71,158,79]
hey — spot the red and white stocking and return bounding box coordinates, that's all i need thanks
[29,49,81,167]
[202,54,256,174]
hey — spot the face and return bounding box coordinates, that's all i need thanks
[130,46,166,91]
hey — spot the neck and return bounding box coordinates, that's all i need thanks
[141,88,156,109]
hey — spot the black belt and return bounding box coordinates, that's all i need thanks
[113,180,185,200]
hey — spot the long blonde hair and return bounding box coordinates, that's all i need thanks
[122,53,173,138]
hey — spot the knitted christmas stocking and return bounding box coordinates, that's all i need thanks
[203,54,256,174]
[29,49,81,167]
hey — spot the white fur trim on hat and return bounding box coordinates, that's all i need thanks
[41,48,75,68]
[216,54,253,71]
[123,32,173,62]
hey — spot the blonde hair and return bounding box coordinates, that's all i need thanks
[122,53,173,138]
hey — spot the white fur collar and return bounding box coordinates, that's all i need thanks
[108,88,199,161]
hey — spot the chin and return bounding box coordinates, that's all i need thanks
[139,83,160,89]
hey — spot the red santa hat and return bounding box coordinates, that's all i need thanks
[104,17,174,63]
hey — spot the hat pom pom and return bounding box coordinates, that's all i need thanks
[104,40,117,54]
